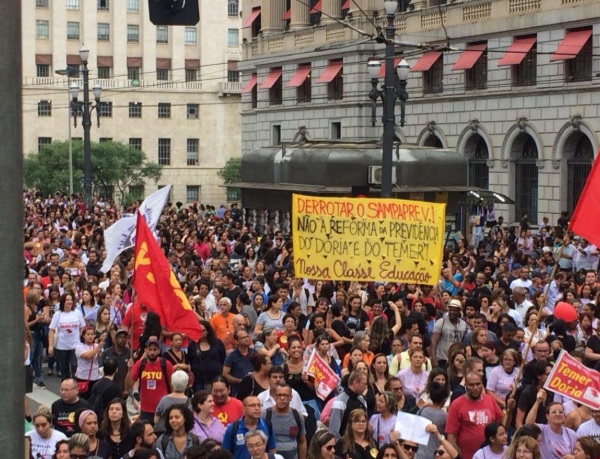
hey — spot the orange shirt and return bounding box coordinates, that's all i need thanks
[210,313,234,342]
[342,350,375,368]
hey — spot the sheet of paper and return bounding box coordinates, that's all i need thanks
[394,412,432,446]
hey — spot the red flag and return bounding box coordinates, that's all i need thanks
[570,152,600,247]
[133,212,202,341]
[304,349,340,400]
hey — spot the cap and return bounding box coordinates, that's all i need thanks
[512,263,522,270]
[146,336,160,347]
[449,299,462,310]
[542,247,552,253]
[116,328,128,337]
[70,248,79,255]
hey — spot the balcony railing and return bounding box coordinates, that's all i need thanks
[220,81,243,94]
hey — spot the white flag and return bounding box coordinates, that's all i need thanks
[100,185,171,273]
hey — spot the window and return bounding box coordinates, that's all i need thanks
[424,57,443,94]
[67,64,79,75]
[228,71,240,83]
[66,0,80,9]
[128,67,140,81]
[37,65,50,77]
[468,136,489,189]
[566,32,592,82]
[268,68,283,106]
[158,103,171,118]
[185,69,198,82]
[36,0,48,7]
[228,29,239,46]
[310,0,321,25]
[187,104,199,119]
[129,184,145,200]
[98,101,113,117]
[157,26,168,44]
[127,0,139,11]
[98,0,109,10]
[98,23,110,41]
[187,139,199,165]
[185,27,197,45]
[97,67,111,79]
[67,22,80,40]
[297,67,312,103]
[466,47,487,90]
[36,20,49,39]
[251,84,258,109]
[129,102,142,118]
[38,137,52,153]
[331,122,341,140]
[99,137,113,143]
[157,69,169,81]
[127,25,139,42]
[186,186,200,202]
[272,125,281,145]
[328,62,344,100]
[158,139,171,165]
[129,138,142,151]
[38,100,52,116]
[512,45,536,87]
[228,0,239,16]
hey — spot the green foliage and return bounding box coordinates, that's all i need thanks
[24,140,162,205]
[217,157,242,184]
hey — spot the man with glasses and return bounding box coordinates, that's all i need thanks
[222,396,276,459]
[258,367,307,415]
[329,370,368,439]
[522,341,551,386]
[51,379,92,437]
[223,330,256,396]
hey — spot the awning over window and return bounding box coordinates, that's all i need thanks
[550,29,592,61]
[342,0,351,9]
[127,57,143,67]
[282,9,291,20]
[316,60,343,83]
[452,44,487,70]
[36,54,52,65]
[411,51,442,72]
[242,74,258,93]
[185,59,200,69]
[259,68,282,89]
[310,0,322,13]
[66,54,81,65]
[156,58,171,70]
[498,37,536,66]
[377,57,402,78]
[242,8,261,28]
[287,65,311,87]
[97,56,113,67]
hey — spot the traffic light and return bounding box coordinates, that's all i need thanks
[148,0,199,25]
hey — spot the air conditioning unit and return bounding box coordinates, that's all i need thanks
[368,166,396,186]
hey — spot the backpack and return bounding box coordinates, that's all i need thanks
[139,357,171,393]
[228,418,273,454]
[161,432,200,451]
[265,407,302,440]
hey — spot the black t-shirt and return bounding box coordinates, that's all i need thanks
[52,398,92,437]
[345,310,369,338]
[586,335,600,368]
[105,433,134,459]
[86,440,111,459]
[517,384,550,424]
[335,440,376,459]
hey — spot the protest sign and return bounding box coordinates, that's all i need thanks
[395,412,432,445]
[292,194,446,285]
[304,349,340,400]
[544,350,600,410]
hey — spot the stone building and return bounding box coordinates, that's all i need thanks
[24,0,242,204]
[240,0,599,224]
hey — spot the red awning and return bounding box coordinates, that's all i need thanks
[342,0,351,9]
[377,58,402,78]
[282,9,291,20]
[498,37,537,66]
[242,74,257,93]
[411,51,442,72]
[66,54,81,65]
[287,65,311,87]
[36,54,52,65]
[185,59,200,69]
[97,56,113,67]
[310,0,322,13]
[242,8,261,28]
[452,44,487,70]
[259,68,282,89]
[316,60,343,83]
[156,58,171,70]
[550,29,592,61]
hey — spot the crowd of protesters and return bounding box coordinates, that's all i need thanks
[22,190,600,459]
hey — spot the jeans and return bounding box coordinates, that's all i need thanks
[31,330,45,383]
[55,349,77,380]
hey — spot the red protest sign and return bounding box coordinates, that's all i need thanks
[305,349,340,400]
[544,350,600,410]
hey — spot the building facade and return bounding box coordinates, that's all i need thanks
[24,0,243,204]
[240,0,599,224]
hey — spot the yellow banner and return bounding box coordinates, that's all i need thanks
[292,194,446,285]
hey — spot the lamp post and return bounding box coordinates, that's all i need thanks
[69,46,102,207]
[55,68,79,197]
[368,1,410,198]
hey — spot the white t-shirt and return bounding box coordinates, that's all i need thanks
[75,343,103,381]
[577,418,600,437]
[26,428,67,459]
[49,309,86,350]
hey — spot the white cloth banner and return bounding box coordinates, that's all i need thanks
[100,185,171,272]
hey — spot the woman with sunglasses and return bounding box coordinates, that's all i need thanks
[335,409,377,459]
[471,423,508,459]
[307,431,338,459]
[419,423,461,459]
[67,433,90,459]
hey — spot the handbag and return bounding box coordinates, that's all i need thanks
[77,346,95,394]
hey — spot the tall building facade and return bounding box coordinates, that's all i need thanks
[240,0,599,223]
[24,0,242,204]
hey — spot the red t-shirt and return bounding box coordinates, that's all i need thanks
[122,303,149,352]
[445,394,503,459]
[213,397,244,427]
[132,357,174,414]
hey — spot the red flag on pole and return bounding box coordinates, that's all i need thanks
[570,152,600,247]
[133,212,202,341]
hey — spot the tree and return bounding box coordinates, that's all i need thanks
[24,140,162,205]
[217,157,241,184]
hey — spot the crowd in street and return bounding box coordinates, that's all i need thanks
[22,190,600,459]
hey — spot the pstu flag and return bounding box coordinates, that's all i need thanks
[570,152,600,248]
[133,211,202,341]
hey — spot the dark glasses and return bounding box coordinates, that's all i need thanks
[434,450,445,456]
[402,444,419,452]
[325,445,335,451]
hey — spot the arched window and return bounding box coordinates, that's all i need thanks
[468,136,489,189]
[424,135,443,148]
[567,135,594,213]
[514,135,538,221]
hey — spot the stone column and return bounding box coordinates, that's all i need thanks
[290,0,310,29]
[262,0,286,34]
[321,0,341,23]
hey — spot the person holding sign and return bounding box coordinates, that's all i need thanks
[524,399,577,459]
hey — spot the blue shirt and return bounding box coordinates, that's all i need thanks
[222,417,275,459]
[223,348,256,396]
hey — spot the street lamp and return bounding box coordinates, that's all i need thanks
[55,67,79,197]
[69,45,102,207]
[368,0,410,198]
